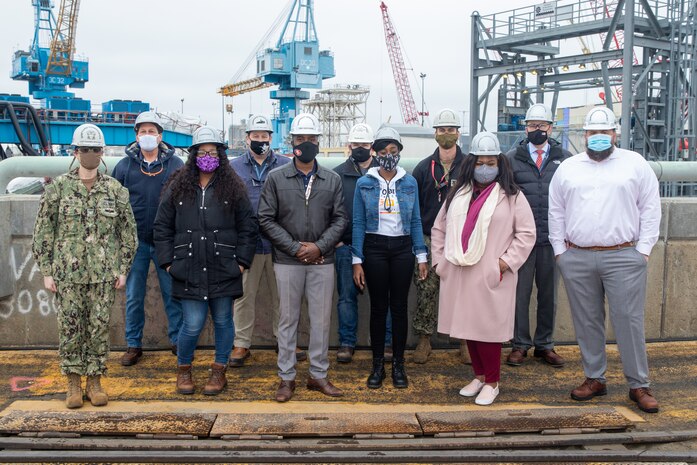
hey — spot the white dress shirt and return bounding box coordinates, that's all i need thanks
[528,141,549,166]
[548,147,661,256]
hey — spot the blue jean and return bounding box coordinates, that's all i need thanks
[125,241,183,347]
[335,244,391,348]
[177,297,234,366]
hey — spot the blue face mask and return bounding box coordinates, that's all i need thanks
[587,134,614,152]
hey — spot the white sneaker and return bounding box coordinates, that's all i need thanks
[475,383,499,405]
[459,378,485,397]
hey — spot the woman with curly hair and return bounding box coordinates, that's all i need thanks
[154,126,258,396]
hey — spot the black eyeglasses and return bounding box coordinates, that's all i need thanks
[526,123,551,130]
[196,150,219,158]
[77,147,103,154]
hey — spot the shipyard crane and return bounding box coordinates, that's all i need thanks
[379,1,424,126]
[11,0,88,101]
[220,0,335,152]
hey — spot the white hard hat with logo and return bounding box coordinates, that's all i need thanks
[246,114,273,133]
[432,108,461,128]
[469,131,502,156]
[289,113,321,135]
[524,104,554,123]
[72,124,105,147]
[583,107,617,130]
[189,126,225,152]
[134,111,164,133]
[348,123,374,144]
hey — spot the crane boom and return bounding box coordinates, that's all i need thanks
[46,0,80,76]
[380,1,420,125]
[220,77,274,98]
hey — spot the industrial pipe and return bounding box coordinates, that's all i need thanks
[0,101,50,157]
[2,156,697,194]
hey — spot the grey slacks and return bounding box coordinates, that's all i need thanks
[275,263,335,381]
[557,247,650,388]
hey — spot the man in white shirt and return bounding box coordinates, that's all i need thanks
[548,107,661,414]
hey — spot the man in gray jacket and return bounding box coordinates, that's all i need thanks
[258,113,348,402]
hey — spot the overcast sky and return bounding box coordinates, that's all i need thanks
[1,0,595,134]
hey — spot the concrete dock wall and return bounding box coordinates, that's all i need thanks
[1,194,696,349]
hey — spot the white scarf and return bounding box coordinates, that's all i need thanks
[445,183,500,266]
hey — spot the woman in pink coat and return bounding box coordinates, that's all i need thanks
[431,131,535,406]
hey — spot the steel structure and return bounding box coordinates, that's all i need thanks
[379,2,421,125]
[303,84,370,148]
[220,0,334,153]
[470,0,697,195]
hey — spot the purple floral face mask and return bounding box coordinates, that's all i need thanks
[196,154,220,173]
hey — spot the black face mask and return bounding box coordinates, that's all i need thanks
[250,140,270,156]
[351,147,371,163]
[293,141,319,164]
[528,129,548,146]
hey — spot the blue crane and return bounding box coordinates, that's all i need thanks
[220,0,334,153]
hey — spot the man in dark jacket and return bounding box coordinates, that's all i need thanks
[410,108,468,364]
[229,115,306,367]
[112,111,184,366]
[505,103,571,368]
[333,123,386,364]
[258,113,348,402]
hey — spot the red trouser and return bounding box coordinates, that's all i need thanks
[466,340,502,383]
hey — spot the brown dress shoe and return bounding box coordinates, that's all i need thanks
[295,347,307,362]
[203,363,228,396]
[275,380,296,402]
[534,348,565,368]
[228,347,251,367]
[176,365,195,395]
[307,377,344,397]
[571,378,607,401]
[121,347,143,366]
[506,348,527,366]
[336,346,354,363]
[629,387,659,413]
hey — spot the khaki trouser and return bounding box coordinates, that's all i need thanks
[232,253,280,348]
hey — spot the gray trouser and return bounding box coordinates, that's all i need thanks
[557,247,650,388]
[275,263,335,381]
[233,253,279,349]
[513,244,558,351]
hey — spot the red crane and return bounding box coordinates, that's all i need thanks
[380,1,421,125]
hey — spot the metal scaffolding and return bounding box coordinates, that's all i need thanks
[303,84,370,148]
[470,0,697,192]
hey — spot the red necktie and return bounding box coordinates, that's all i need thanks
[535,150,544,170]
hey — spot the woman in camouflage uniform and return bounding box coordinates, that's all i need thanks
[33,124,138,409]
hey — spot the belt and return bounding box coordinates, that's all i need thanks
[567,241,635,251]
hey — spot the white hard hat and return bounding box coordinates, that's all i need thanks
[524,104,553,123]
[469,131,501,156]
[189,126,225,152]
[246,114,273,133]
[134,111,164,133]
[348,123,374,144]
[432,108,461,128]
[72,124,105,147]
[373,126,403,151]
[289,113,321,135]
[583,107,617,130]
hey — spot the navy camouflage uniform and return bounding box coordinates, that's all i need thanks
[32,169,138,376]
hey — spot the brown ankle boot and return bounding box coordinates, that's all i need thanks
[203,362,227,396]
[65,374,83,409]
[413,335,431,364]
[177,365,195,395]
[85,375,108,406]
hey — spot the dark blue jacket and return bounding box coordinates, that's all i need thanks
[112,141,184,245]
[230,150,291,254]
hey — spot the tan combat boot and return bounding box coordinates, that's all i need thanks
[85,375,108,406]
[65,374,83,409]
[413,335,432,364]
[203,363,228,396]
[459,339,472,364]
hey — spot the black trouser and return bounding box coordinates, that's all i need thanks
[362,234,414,360]
[512,244,558,351]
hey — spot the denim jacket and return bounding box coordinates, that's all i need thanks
[352,166,428,262]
